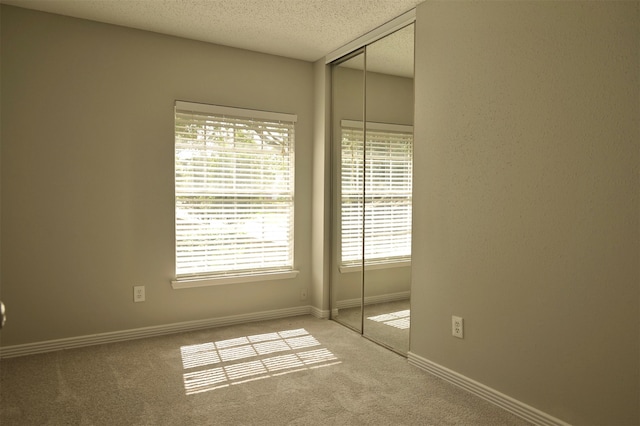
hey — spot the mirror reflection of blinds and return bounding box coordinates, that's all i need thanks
[341,120,413,266]
[175,101,296,278]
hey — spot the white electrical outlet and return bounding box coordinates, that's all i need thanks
[134,285,145,302]
[300,288,308,300]
[452,315,464,338]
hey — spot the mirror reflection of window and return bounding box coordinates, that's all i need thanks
[340,120,413,267]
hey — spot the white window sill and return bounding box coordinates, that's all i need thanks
[339,260,411,274]
[172,270,299,289]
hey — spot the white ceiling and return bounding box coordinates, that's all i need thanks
[1,0,422,63]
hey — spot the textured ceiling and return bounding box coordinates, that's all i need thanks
[1,0,422,62]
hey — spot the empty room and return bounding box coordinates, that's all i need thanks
[1,1,638,425]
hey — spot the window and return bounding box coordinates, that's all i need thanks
[341,120,413,267]
[174,101,296,283]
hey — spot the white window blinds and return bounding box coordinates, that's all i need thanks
[175,101,296,279]
[341,120,413,266]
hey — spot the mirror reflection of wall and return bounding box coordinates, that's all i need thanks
[331,51,365,334]
[330,23,414,355]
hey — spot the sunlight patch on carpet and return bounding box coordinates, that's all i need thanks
[180,328,340,395]
[367,310,410,330]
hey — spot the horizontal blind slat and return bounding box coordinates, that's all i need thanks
[341,125,413,264]
[175,102,295,277]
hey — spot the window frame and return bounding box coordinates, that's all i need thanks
[172,101,298,289]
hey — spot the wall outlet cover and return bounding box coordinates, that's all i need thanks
[452,315,463,338]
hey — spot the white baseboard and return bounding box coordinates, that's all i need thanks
[309,306,330,319]
[407,352,570,426]
[0,305,323,359]
[336,291,410,310]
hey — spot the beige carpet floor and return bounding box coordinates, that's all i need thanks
[0,315,530,425]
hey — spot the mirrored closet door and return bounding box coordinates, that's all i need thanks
[330,23,414,355]
[330,50,365,334]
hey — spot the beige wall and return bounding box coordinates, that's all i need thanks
[411,1,639,425]
[0,6,315,346]
[311,59,331,313]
